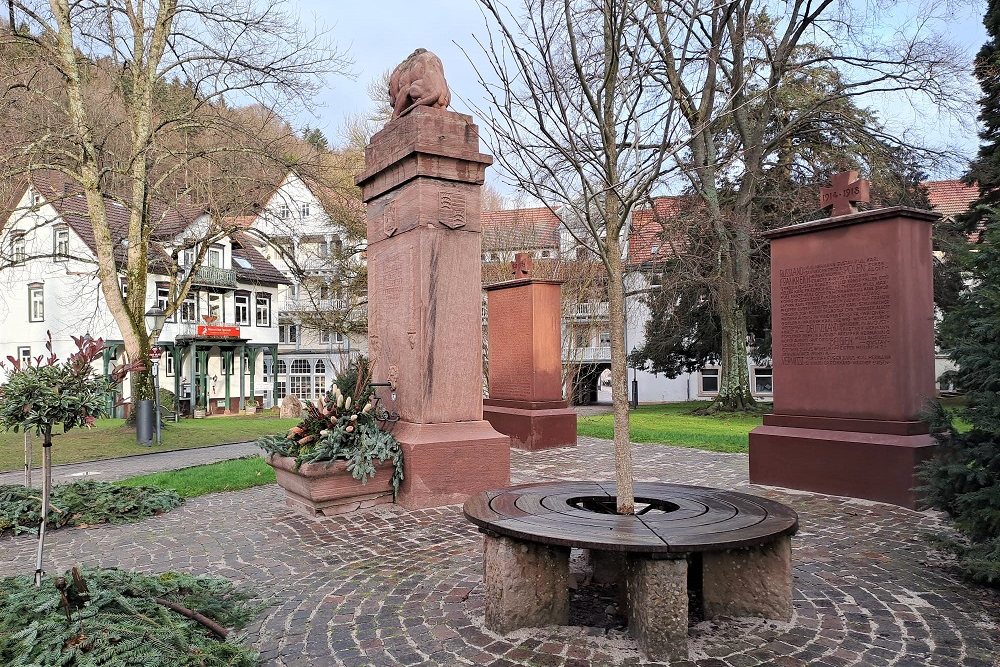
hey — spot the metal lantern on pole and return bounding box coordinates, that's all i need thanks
[141,307,167,446]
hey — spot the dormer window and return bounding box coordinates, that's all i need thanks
[207,246,223,268]
[300,203,310,217]
[278,203,290,219]
[31,189,42,206]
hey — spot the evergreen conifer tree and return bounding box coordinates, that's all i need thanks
[962,0,1000,229]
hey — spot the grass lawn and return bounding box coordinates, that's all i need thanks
[577,401,763,453]
[0,416,297,473]
[119,456,275,498]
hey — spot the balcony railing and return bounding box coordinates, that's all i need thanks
[175,322,243,338]
[192,265,237,288]
[566,302,610,320]
[564,346,612,362]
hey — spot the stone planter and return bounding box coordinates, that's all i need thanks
[193,408,207,419]
[245,406,258,415]
[266,454,395,517]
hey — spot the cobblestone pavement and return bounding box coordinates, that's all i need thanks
[1,437,998,666]
[0,441,259,486]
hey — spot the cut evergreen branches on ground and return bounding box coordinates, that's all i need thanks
[0,480,182,535]
[0,567,260,666]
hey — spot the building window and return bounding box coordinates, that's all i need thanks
[700,368,720,394]
[255,294,271,327]
[157,285,175,322]
[314,360,326,397]
[119,276,128,299]
[278,203,290,219]
[28,284,44,322]
[17,346,30,367]
[165,352,175,377]
[207,292,223,321]
[207,246,223,268]
[335,331,346,345]
[181,247,196,267]
[53,227,69,261]
[11,233,26,263]
[263,355,272,382]
[320,328,331,344]
[650,244,660,255]
[754,367,773,394]
[289,359,312,401]
[541,250,551,258]
[286,324,298,343]
[276,381,287,400]
[31,189,41,206]
[599,332,611,347]
[300,203,311,217]
[181,293,198,323]
[234,293,250,326]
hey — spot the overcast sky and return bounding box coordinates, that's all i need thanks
[290,0,990,187]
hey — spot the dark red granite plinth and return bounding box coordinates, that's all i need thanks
[749,207,939,509]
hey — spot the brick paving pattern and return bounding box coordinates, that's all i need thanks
[0,441,259,486]
[1,436,998,666]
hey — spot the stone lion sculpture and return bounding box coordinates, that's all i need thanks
[389,48,451,120]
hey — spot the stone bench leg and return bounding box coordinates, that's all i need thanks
[483,534,570,633]
[702,536,793,621]
[624,556,688,662]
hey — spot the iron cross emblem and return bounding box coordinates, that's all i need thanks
[819,171,870,217]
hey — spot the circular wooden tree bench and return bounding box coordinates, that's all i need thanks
[463,481,799,661]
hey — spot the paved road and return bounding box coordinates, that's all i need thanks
[1,437,997,666]
[0,441,260,486]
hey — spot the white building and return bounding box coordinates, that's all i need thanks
[234,172,368,404]
[0,171,287,415]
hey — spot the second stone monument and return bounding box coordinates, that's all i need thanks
[356,50,511,509]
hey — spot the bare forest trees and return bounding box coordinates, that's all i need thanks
[474,0,688,514]
[0,1,351,402]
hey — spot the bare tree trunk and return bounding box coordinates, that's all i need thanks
[716,294,754,411]
[34,425,52,587]
[607,249,634,514]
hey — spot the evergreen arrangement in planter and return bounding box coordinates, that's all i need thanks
[0,567,260,666]
[0,480,183,536]
[919,223,1000,586]
[257,358,403,514]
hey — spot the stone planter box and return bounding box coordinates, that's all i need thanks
[266,454,395,517]
[245,406,258,415]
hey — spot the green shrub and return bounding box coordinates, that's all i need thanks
[0,480,182,535]
[0,567,260,666]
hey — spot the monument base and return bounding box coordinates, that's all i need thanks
[392,420,511,509]
[484,399,577,451]
[748,421,937,509]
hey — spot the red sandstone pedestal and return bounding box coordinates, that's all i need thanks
[749,206,939,509]
[356,106,510,509]
[484,272,577,450]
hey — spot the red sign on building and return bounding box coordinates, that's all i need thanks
[196,325,241,338]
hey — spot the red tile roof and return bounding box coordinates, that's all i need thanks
[924,179,978,217]
[628,197,684,266]
[482,206,561,252]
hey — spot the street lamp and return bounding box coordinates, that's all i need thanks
[140,307,167,447]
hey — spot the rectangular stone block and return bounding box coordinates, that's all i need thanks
[484,534,570,634]
[624,556,689,662]
[701,537,793,621]
[766,208,937,422]
[367,226,485,424]
[749,425,936,508]
[483,401,577,451]
[392,420,510,509]
[485,281,564,402]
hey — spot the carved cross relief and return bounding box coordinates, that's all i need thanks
[512,252,533,279]
[819,171,871,217]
